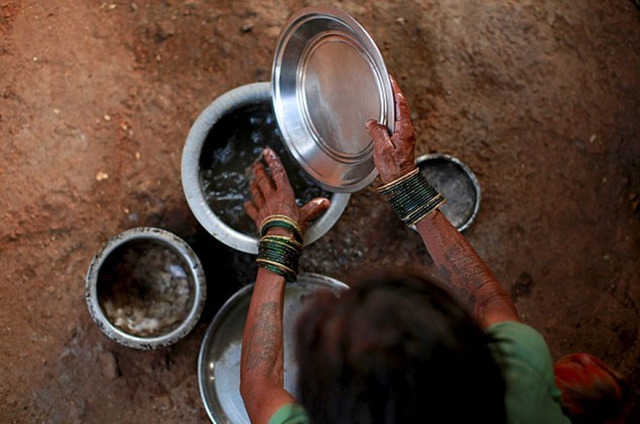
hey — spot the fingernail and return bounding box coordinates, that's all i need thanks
[365,119,375,128]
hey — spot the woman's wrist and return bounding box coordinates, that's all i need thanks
[256,217,303,282]
[378,168,445,227]
[381,165,418,184]
[260,214,303,244]
[256,266,287,285]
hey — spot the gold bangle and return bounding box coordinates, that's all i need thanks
[407,198,446,227]
[378,168,420,192]
[255,259,297,277]
[260,235,303,251]
[260,214,302,235]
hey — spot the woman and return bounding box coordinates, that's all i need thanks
[239,79,622,424]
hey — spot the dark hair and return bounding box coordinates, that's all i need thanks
[295,271,506,424]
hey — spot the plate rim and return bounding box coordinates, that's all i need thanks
[272,6,394,192]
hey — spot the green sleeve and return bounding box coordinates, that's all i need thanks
[486,321,570,424]
[268,403,311,424]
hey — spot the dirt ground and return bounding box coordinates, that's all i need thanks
[1,0,639,422]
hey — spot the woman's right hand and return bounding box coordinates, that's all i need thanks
[366,78,417,184]
[243,148,330,236]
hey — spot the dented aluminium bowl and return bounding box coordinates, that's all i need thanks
[85,227,206,350]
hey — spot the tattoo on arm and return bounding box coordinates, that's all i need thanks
[245,302,282,379]
[437,243,490,312]
[419,210,519,326]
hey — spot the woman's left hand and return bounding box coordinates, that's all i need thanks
[244,148,330,236]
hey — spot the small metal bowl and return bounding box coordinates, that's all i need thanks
[85,227,206,350]
[415,154,481,231]
[182,82,350,254]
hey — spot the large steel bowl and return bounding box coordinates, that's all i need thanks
[182,82,350,254]
[198,273,348,423]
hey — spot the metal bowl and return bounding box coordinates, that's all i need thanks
[182,82,350,254]
[198,273,348,424]
[415,154,481,232]
[85,227,206,350]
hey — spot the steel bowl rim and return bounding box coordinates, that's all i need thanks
[182,82,350,254]
[414,153,482,232]
[85,227,206,350]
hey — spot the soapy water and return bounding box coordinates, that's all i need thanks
[199,103,329,235]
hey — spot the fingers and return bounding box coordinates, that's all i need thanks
[366,119,393,149]
[244,200,259,223]
[300,197,331,229]
[390,76,411,124]
[249,178,265,207]
[252,160,276,198]
[262,148,292,193]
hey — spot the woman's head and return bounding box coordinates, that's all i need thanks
[295,271,506,424]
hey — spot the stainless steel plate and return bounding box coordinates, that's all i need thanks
[198,273,348,424]
[272,7,394,192]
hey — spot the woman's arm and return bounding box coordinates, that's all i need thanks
[240,268,296,424]
[367,78,518,328]
[415,210,518,328]
[240,148,329,423]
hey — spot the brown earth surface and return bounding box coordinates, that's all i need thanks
[1,0,639,422]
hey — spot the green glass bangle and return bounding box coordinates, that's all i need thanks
[260,220,303,244]
[256,260,297,282]
[258,248,298,265]
[385,185,439,216]
[258,249,299,269]
[406,197,446,227]
[260,236,303,253]
[403,195,446,225]
[378,169,445,227]
[256,234,302,283]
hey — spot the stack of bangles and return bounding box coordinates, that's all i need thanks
[378,168,446,227]
[256,215,303,282]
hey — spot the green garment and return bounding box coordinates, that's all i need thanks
[269,321,570,424]
[486,321,570,424]
[268,403,311,424]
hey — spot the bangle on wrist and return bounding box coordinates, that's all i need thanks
[260,214,303,244]
[256,234,302,282]
[379,168,446,227]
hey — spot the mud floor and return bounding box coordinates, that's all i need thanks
[1,1,639,422]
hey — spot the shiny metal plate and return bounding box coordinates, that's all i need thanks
[198,273,348,424]
[272,7,394,192]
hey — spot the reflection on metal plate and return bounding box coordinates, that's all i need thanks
[273,7,394,192]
